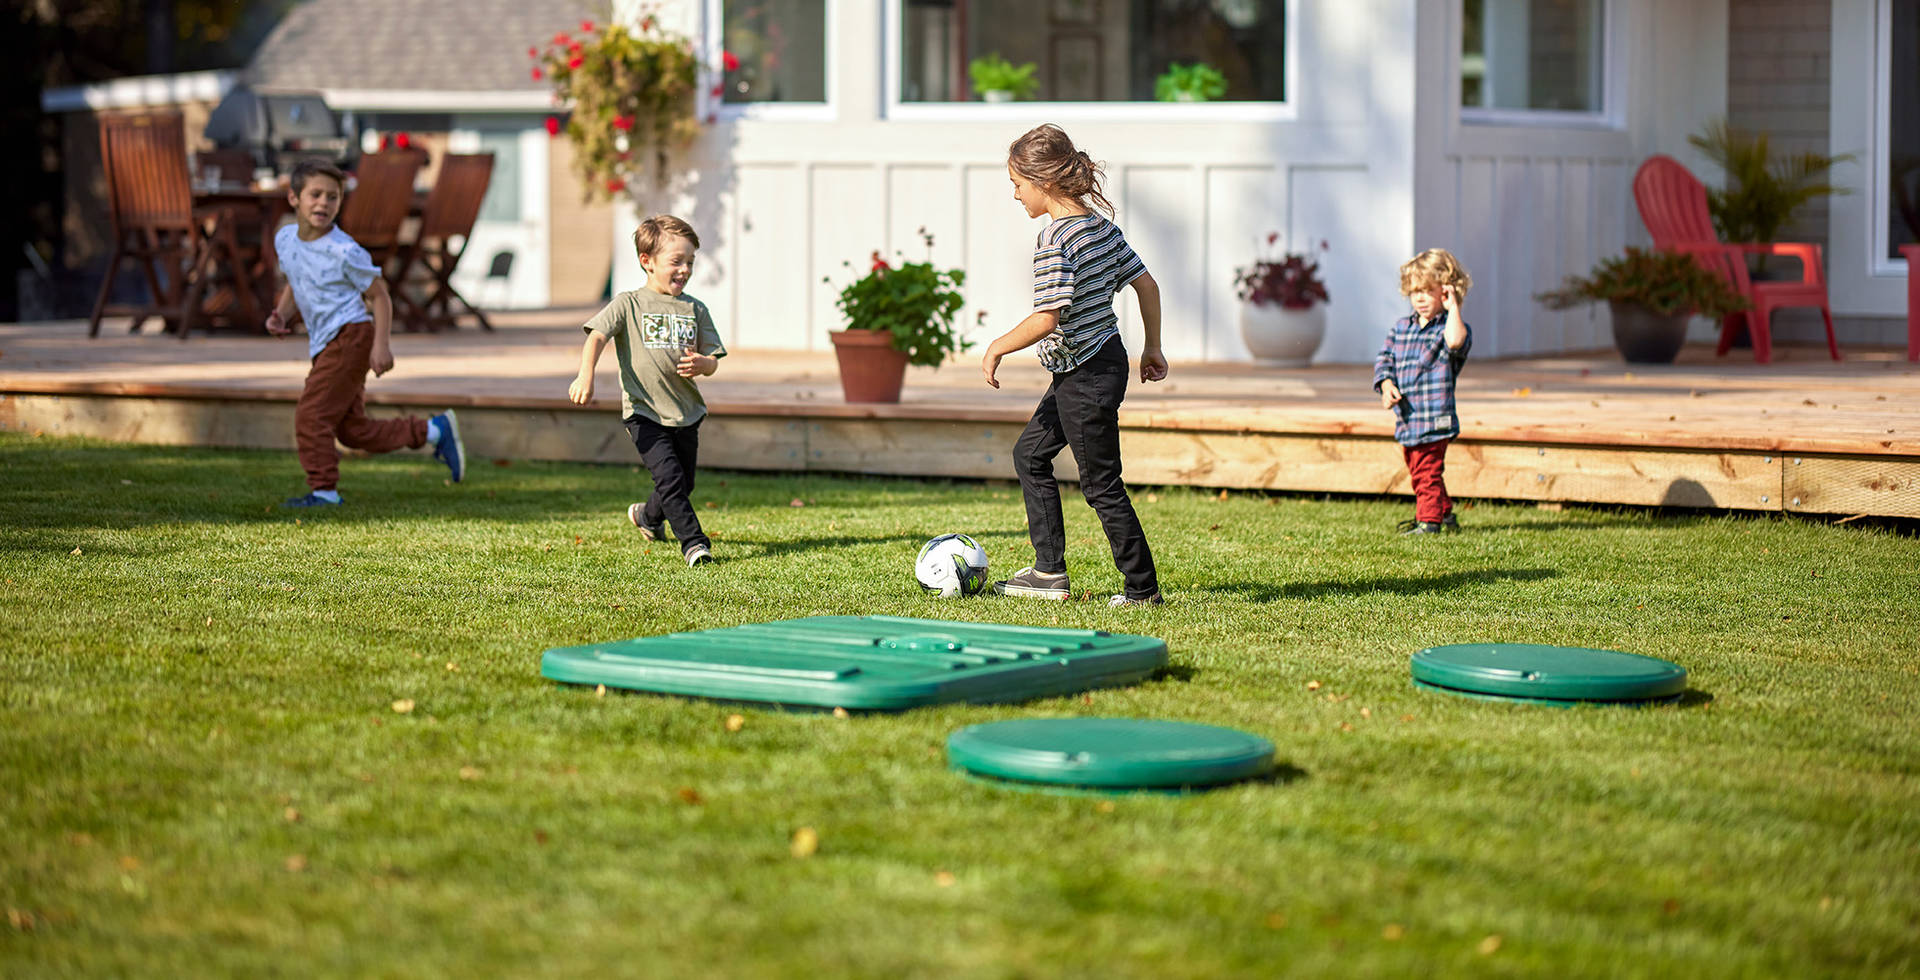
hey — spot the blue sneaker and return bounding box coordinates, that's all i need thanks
[283,492,342,508]
[430,410,465,483]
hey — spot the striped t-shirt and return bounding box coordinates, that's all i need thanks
[1030,214,1147,373]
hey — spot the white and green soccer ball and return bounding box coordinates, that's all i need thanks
[915,533,990,598]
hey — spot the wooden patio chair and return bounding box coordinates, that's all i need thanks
[87,112,243,340]
[1632,154,1841,364]
[337,151,425,269]
[390,152,495,331]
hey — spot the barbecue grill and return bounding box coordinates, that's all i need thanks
[203,87,357,175]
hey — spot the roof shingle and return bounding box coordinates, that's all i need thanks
[246,0,603,93]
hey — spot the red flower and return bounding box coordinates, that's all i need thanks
[1266,231,1279,245]
[613,115,633,131]
[640,15,654,31]
[567,55,584,70]
[704,112,717,125]
[552,31,570,46]
[568,41,582,53]
[544,115,561,137]
[528,46,539,58]
[606,177,627,193]
[394,132,411,149]
[870,251,890,272]
[709,83,723,99]
[531,66,544,81]
[722,50,741,72]
[580,19,595,32]
[377,134,389,151]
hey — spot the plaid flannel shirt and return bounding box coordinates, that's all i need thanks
[1372,309,1471,447]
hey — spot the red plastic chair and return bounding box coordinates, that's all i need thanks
[1632,154,1841,364]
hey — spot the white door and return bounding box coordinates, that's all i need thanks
[447,122,549,310]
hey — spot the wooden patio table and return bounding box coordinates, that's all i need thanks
[191,184,290,331]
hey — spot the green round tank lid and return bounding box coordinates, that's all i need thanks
[947,718,1275,789]
[1411,643,1687,703]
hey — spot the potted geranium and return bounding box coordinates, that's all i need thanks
[532,13,703,201]
[1535,247,1749,363]
[968,54,1039,102]
[827,228,971,403]
[1234,233,1330,366]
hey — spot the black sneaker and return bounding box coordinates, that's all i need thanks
[628,502,667,542]
[1440,513,1461,533]
[991,567,1071,600]
[1108,592,1164,608]
[1397,519,1443,535]
[684,544,714,566]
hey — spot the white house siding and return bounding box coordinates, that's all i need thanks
[1412,0,1730,358]
[1827,0,1909,338]
[614,0,1421,364]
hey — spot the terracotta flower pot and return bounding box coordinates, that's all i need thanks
[1607,300,1690,364]
[829,329,910,403]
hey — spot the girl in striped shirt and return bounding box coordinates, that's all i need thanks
[981,124,1166,608]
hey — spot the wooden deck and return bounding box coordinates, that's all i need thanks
[3,312,1917,517]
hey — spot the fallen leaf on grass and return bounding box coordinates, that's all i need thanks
[676,787,704,806]
[1146,493,1159,503]
[595,684,606,698]
[790,826,820,858]
[1096,801,1116,814]
[934,870,956,887]
[534,829,549,845]
[704,501,717,509]
[1477,934,1502,955]
[1400,714,1415,722]
[391,699,415,714]
[724,713,745,732]
[1339,722,1354,732]
[1265,912,1288,929]
[7,908,36,932]
[832,707,850,719]
[1359,707,1372,719]
[458,766,481,781]
[1661,898,1680,917]
[445,662,459,672]
[1382,924,1405,941]
[1306,680,1322,691]
[789,498,806,507]
[1215,489,1229,502]
[493,458,511,467]
[69,548,82,556]
[118,855,140,871]
[283,807,300,823]
[67,833,93,847]
[1208,524,1221,531]
[284,854,307,873]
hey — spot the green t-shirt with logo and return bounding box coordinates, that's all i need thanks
[583,288,727,427]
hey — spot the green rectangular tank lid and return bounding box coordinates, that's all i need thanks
[540,616,1169,710]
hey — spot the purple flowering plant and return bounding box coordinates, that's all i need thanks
[1234,233,1330,310]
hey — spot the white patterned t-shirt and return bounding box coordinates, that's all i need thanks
[273,224,380,359]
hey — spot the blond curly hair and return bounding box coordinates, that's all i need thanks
[1399,248,1472,299]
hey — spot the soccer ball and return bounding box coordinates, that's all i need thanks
[915,533,990,598]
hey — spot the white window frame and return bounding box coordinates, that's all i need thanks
[701,0,838,122]
[880,0,1299,123]
[1870,0,1910,277]
[1457,0,1624,130]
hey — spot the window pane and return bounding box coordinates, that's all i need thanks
[1888,0,1919,260]
[1462,0,1604,112]
[900,0,1285,103]
[723,0,828,103]
[476,131,521,224]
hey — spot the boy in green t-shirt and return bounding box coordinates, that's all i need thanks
[568,215,728,566]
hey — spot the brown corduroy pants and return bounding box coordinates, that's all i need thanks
[296,322,427,491]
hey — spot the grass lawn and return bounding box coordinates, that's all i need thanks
[1,432,1917,977]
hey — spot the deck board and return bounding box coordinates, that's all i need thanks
[3,314,1916,516]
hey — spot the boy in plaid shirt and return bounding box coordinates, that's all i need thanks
[1373,248,1473,535]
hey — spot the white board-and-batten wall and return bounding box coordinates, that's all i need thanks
[612,0,1727,364]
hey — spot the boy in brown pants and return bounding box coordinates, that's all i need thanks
[267,160,464,506]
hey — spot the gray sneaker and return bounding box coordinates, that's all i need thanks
[684,544,714,566]
[991,567,1071,600]
[628,503,666,542]
[1108,592,1164,608]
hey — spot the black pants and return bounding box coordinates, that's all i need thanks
[1014,336,1158,598]
[624,415,709,554]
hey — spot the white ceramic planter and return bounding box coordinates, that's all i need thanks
[1238,302,1326,366]
[981,90,1014,103]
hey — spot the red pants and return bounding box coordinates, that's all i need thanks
[296,322,427,491]
[1402,438,1452,524]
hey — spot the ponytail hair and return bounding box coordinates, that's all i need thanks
[1008,124,1116,218]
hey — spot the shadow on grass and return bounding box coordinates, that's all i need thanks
[1207,567,1558,603]
[1672,689,1716,709]
[1149,664,1198,684]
